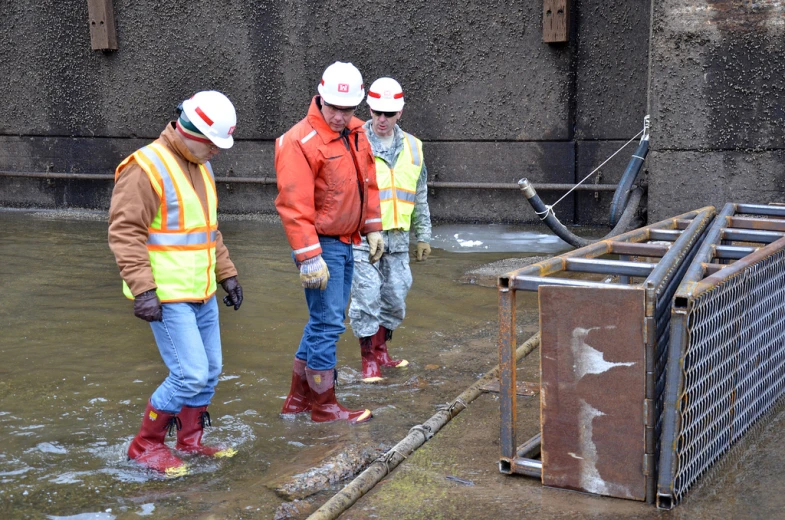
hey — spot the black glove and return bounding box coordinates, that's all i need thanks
[220,276,243,310]
[134,289,162,322]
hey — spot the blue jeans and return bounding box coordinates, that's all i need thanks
[148,296,222,413]
[295,236,353,371]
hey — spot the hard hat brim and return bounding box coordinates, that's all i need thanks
[367,98,405,112]
[210,135,234,149]
[318,83,364,108]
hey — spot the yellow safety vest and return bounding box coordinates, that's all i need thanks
[115,142,218,302]
[376,132,423,231]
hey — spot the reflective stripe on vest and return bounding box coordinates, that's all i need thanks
[116,142,218,302]
[376,132,423,231]
[147,230,218,247]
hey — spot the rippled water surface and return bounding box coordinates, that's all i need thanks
[3,210,784,520]
[0,210,544,519]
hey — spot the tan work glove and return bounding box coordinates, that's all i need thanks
[416,241,431,262]
[299,255,330,290]
[367,232,384,264]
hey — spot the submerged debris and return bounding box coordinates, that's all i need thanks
[274,498,316,520]
[445,475,475,486]
[272,443,390,501]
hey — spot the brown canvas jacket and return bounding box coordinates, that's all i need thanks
[108,122,237,299]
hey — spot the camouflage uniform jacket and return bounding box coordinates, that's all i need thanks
[355,121,432,254]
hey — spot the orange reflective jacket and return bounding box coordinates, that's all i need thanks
[275,97,383,262]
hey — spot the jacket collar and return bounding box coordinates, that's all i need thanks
[160,122,204,165]
[307,96,365,144]
[363,120,404,167]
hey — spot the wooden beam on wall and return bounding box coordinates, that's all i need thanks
[543,0,570,43]
[87,0,117,50]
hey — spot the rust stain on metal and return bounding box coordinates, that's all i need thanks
[540,285,647,500]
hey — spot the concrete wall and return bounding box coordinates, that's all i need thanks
[0,0,651,224]
[648,1,785,222]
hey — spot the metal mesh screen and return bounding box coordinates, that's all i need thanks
[652,231,708,485]
[661,248,785,506]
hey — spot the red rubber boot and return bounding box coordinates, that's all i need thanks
[175,406,236,458]
[128,402,188,477]
[306,368,372,424]
[374,326,408,368]
[360,337,383,382]
[281,358,312,414]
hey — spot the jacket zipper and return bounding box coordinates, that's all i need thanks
[343,132,365,233]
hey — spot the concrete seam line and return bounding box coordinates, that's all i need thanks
[0,172,620,192]
[307,332,541,520]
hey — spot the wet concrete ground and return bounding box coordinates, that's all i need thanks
[2,209,784,519]
[343,376,785,520]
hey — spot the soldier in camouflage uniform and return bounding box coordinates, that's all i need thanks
[349,77,432,382]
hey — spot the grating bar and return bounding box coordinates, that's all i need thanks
[721,228,785,244]
[609,241,671,257]
[565,258,657,277]
[735,203,785,217]
[714,245,757,259]
[649,229,683,241]
[508,276,639,292]
[727,216,785,232]
[701,263,724,275]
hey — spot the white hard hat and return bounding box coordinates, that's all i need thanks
[318,62,365,107]
[367,77,405,112]
[181,91,237,149]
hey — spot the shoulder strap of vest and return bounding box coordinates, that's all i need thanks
[403,132,422,167]
[126,144,167,199]
[203,161,215,180]
[199,162,218,211]
[136,143,189,230]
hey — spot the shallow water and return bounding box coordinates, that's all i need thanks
[0,211,543,519]
[430,223,571,254]
[3,210,784,520]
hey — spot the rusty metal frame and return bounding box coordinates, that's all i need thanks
[657,203,785,509]
[498,206,716,503]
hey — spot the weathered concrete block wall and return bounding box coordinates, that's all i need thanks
[648,1,785,222]
[0,0,650,224]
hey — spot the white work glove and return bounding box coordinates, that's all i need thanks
[367,232,384,264]
[299,255,330,290]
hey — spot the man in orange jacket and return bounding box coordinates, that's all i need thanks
[275,62,384,424]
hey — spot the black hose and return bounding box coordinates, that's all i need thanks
[519,179,643,248]
[609,139,649,226]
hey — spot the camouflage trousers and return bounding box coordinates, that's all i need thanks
[349,249,413,338]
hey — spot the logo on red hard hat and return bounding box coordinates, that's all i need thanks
[228,125,236,136]
[337,83,350,93]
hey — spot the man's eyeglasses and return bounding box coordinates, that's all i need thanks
[371,109,399,118]
[322,101,357,115]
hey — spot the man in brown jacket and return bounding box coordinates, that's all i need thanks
[108,90,243,477]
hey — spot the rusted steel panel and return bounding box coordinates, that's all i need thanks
[540,285,647,500]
